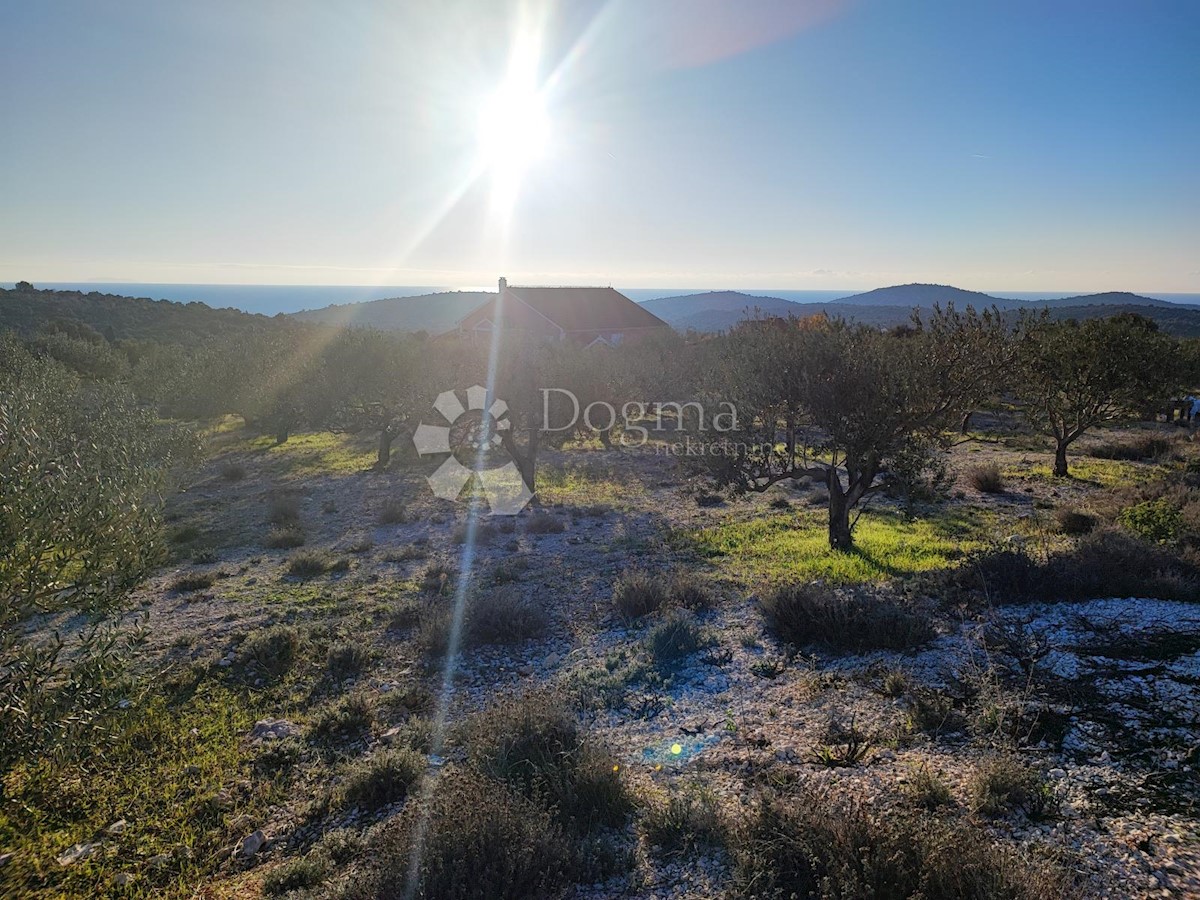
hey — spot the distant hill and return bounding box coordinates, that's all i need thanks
[639,290,800,320]
[1039,291,1182,309]
[0,283,276,343]
[290,291,490,332]
[833,283,1004,308]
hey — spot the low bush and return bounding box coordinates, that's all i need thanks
[336,748,425,812]
[729,791,1075,899]
[1090,433,1178,461]
[646,610,708,671]
[525,511,566,534]
[967,463,1005,494]
[761,584,933,652]
[467,588,550,646]
[421,562,455,596]
[612,570,669,621]
[377,497,407,525]
[1054,508,1095,535]
[170,571,215,593]
[219,461,247,482]
[642,785,726,856]
[268,493,302,526]
[327,641,371,679]
[346,768,571,900]
[1118,497,1183,543]
[241,625,301,677]
[308,692,375,742]
[262,854,329,896]
[968,756,1056,819]
[904,763,953,809]
[264,525,305,548]
[466,690,632,834]
[287,551,329,579]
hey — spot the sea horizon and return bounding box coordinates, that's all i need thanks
[6,281,1200,318]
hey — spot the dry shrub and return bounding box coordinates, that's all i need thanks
[613,570,669,621]
[967,463,1005,494]
[264,524,305,548]
[1053,508,1095,535]
[761,584,933,652]
[729,791,1076,899]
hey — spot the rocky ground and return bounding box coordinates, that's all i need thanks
[12,423,1200,899]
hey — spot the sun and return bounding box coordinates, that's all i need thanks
[477,74,550,206]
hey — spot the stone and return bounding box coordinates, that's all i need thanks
[106,819,128,835]
[56,842,98,866]
[1047,768,1067,780]
[0,853,13,867]
[249,719,299,742]
[235,830,266,859]
[517,664,534,676]
[113,873,135,887]
[543,652,561,667]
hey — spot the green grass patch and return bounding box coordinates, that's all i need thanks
[537,463,645,507]
[681,509,990,584]
[1003,457,1167,487]
[244,431,377,477]
[0,682,279,898]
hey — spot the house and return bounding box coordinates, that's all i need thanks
[457,277,670,347]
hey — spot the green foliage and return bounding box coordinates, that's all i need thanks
[242,625,302,677]
[1117,497,1183,543]
[327,640,372,679]
[0,336,197,772]
[646,610,708,670]
[335,748,425,812]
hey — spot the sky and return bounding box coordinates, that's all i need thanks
[1,0,1198,293]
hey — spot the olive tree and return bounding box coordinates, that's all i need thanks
[709,306,1008,550]
[1015,312,1180,477]
[0,337,197,772]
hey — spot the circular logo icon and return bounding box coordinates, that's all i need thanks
[412,385,533,515]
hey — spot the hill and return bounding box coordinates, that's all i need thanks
[0,283,276,343]
[639,290,799,320]
[290,291,491,332]
[833,283,1005,308]
[1040,291,1182,309]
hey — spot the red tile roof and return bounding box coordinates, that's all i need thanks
[503,286,668,333]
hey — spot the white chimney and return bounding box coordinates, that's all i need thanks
[498,276,507,293]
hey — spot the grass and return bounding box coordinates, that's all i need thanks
[683,509,989,583]
[969,756,1056,819]
[1003,456,1167,487]
[537,464,645,507]
[761,584,934,652]
[334,748,425,812]
[642,784,726,857]
[245,430,378,477]
[169,570,216,593]
[0,682,278,898]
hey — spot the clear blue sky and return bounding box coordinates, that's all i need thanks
[2,0,1197,292]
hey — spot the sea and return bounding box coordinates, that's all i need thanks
[5,283,1200,317]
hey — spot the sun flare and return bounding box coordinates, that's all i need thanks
[477,73,550,208]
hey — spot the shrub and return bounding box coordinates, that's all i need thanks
[262,854,329,895]
[377,497,407,525]
[350,768,571,900]
[242,625,301,677]
[1090,433,1177,461]
[967,463,1005,494]
[525,511,566,534]
[168,524,201,545]
[308,692,375,742]
[220,462,247,482]
[643,785,726,856]
[467,588,550,646]
[467,691,632,834]
[286,551,329,579]
[313,826,367,865]
[327,641,371,679]
[729,792,1074,900]
[264,524,305,548]
[807,717,871,767]
[761,584,933,652]
[336,748,425,812]
[968,756,1056,819]
[416,605,454,657]
[613,570,669,621]
[1118,497,1183,543]
[669,577,715,612]
[170,571,215,593]
[1054,508,1095,535]
[646,610,707,671]
[904,763,953,809]
[421,562,455,596]
[906,690,962,736]
[387,601,421,632]
[695,490,724,508]
[452,521,496,545]
[268,493,302,526]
